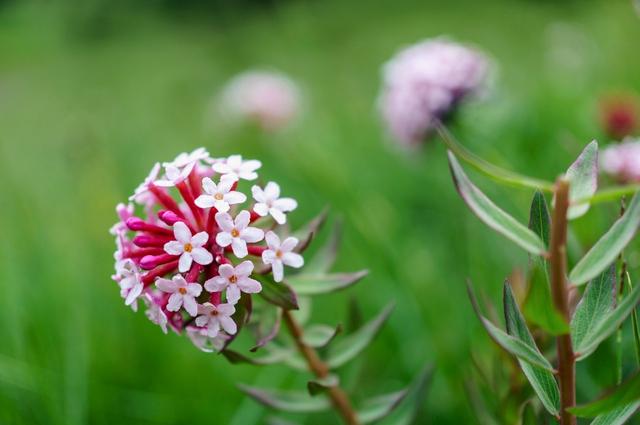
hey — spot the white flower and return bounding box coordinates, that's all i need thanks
[262,231,304,282]
[143,294,168,334]
[155,275,203,317]
[155,162,195,188]
[215,210,264,258]
[164,148,210,169]
[113,259,143,309]
[109,203,134,236]
[204,260,262,304]
[164,221,213,272]
[187,327,228,353]
[194,175,246,213]
[252,182,297,224]
[195,302,237,338]
[129,162,161,204]
[212,154,261,181]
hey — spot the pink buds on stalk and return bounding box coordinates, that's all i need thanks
[111,149,304,350]
[379,38,490,147]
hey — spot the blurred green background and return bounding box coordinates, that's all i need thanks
[1,0,640,423]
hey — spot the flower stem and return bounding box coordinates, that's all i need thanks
[549,178,576,425]
[282,310,359,425]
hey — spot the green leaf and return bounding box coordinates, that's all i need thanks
[564,140,598,220]
[293,208,329,253]
[573,276,640,361]
[571,265,616,359]
[307,374,339,396]
[591,401,640,425]
[357,390,409,424]
[302,324,342,348]
[518,401,538,425]
[255,274,299,310]
[376,365,434,425]
[523,265,569,335]
[305,220,341,274]
[447,151,546,255]
[326,303,394,369]
[569,192,640,286]
[569,371,640,417]
[467,282,555,372]
[625,273,640,367]
[222,348,294,366]
[528,191,551,249]
[287,271,368,295]
[501,283,561,416]
[250,308,282,352]
[239,385,331,412]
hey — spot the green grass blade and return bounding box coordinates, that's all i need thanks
[569,372,640,417]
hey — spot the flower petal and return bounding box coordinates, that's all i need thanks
[238,277,262,294]
[201,177,217,194]
[241,227,264,243]
[226,284,241,305]
[232,238,248,258]
[195,195,216,209]
[224,191,246,205]
[253,203,269,217]
[187,282,203,297]
[235,260,254,277]
[271,260,284,282]
[216,231,233,247]
[182,296,198,317]
[218,264,235,278]
[191,247,213,266]
[166,293,183,312]
[264,181,280,199]
[164,241,184,256]
[280,237,299,252]
[251,185,265,203]
[191,231,209,247]
[178,252,193,273]
[204,276,228,292]
[156,278,178,293]
[215,212,234,232]
[206,320,221,338]
[283,252,304,268]
[273,197,297,212]
[265,231,280,249]
[262,249,277,264]
[235,210,250,229]
[269,207,286,225]
[219,316,238,335]
[173,221,192,244]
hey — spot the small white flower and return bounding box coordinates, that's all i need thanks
[164,148,210,169]
[143,294,168,334]
[252,182,297,224]
[204,260,262,304]
[155,163,195,188]
[155,275,203,317]
[195,302,237,338]
[262,231,304,282]
[194,175,246,213]
[215,210,264,258]
[212,154,261,181]
[113,259,144,309]
[164,221,213,272]
[187,327,228,353]
[129,162,161,204]
[109,203,134,236]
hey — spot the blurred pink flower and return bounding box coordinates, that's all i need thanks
[220,70,301,131]
[379,38,490,147]
[601,138,640,183]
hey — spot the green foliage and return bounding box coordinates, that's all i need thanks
[447,151,546,255]
[307,375,339,396]
[288,271,369,295]
[564,140,599,220]
[238,385,331,412]
[356,390,409,424]
[301,324,342,348]
[591,402,640,425]
[569,192,640,286]
[255,274,299,310]
[569,372,640,418]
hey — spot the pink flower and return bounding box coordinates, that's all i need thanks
[156,275,203,317]
[252,182,297,224]
[601,138,640,183]
[220,70,301,131]
[212,155,261,181]
[204,261,262,304]
[195,303,237,338]
[164,222,213,272]
[379,38,490,147]
[113,259,143,309]
[215,210,264,258]
[195,175,246,212]
[262,232,304,282]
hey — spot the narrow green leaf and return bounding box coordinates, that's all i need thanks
[569,192,640,286]
[569,372,640,417]
[239,385,331,412]
[574,278,640,361]
[528,191,551,248]
[376,365,434,425]
[625,273,640,367]
[293,208,329,253]
[302,324,342,348]
[571,265,616,356]
[250,308,282,352]
[447,151,546,255]
[501,283,561,415]
[287,271,368,295]
[307,374,339,396]
[564,140,598,220]
[357,390,409,424]
[255,274,299,310]
[326,303,394,369]
[524,265,570,335]
[591,401,640,425]
[305,220,341,274]
[467,283,555,372]
[222,348,294,366]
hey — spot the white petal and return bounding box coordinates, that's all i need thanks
[226,285,241,305]
[216,303,236,316]
[164,241,184,256]
[183,296,198,317]
[265,231,280,249]
[125,283,143,305]
[264,181,280,199]
[218,264,235,278]
[241,227,264,243]
[187,283,203,297]
[269,208,286,225]
[280,237,299,252]
[251,185,265,203]
[271,260,284,282]
[235,210,250,229]
[195,195,216,209]
[201,177,217,194]
[216,232,233,247]
[253,203,269,217]
[156,278,178,293]
[273,197,297,212]
[191,231,209,247]
[173,222,192,244]
[238,277,261,294]
[212,162,231,175]
[204,276,228,292]
[214,199,230,213]
[219,316,237,335]
[166,293,183,312]
[206,320,221,338]
[231,238,248,258]
[195,315,209,327]
[191,247,213,265]
[262,249,277,264]
[283,252,304,268]
[235,260,254,277]
[215,212,234,232]
[178,253,193,273]
[224,191,246,205]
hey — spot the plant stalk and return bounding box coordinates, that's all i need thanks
[549,178,576,425]
[282,309,359,425]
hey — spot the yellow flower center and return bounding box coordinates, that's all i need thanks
[231,228,240,238]
[210,310,219,316]
[214,193,224,200]
[184,243,193,252]
[229,275,238,284]
[276,249,283,258]
[178,287,187,295]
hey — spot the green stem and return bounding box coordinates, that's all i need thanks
[435,123,555,192]
[573,184,640,206]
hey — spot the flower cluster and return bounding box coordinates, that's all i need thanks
[220,70,301,132]
[601,137,640,183]
[110,149,304,351]
[379,38,490,147]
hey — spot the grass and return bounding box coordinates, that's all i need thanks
[0,0,639,423]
